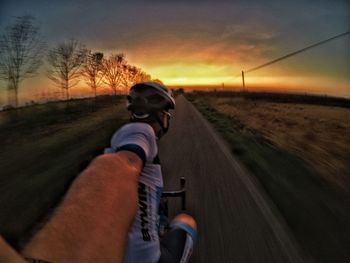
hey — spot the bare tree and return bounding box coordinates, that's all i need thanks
[139,71,151,83]
[103,53,126,96]
[131,67,151,84]
[120,65,152,93]
[82,51,104,98]
[0,16,45,107]
[47,39,87,100]
[120,64,133,93]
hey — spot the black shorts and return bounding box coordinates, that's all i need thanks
[158,223,196,263]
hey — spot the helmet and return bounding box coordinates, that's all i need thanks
[127,82,175,118]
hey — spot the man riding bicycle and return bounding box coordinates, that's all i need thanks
[0,82,197,263]
[104,82,197,262]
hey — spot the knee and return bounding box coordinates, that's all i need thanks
[172,213,197,231]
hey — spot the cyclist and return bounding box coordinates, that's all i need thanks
[1,82,196,263]
[104,82,197,263]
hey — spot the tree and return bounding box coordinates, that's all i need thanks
[82,51,104,98]
[47,39,87,100]
[120,64,136,93]
[0,16,45,107]
[137,71,151,83]
[125,66,151,89]
[117,63,152,93]
[103,53,126,96]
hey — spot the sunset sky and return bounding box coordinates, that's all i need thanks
[0,0,349,104]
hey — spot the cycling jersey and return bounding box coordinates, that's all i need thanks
[105,122,162,263]
[105,122,196,263]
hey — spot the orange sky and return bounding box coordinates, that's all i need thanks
[123,34,349,97]
[0,0,349,106]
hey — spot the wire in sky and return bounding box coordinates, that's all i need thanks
[243,30,350,74]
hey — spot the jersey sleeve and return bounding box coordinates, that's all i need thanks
[107,124,156,166]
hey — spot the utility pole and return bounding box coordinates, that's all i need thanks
[234,31,350,94]
[241,71,245,91]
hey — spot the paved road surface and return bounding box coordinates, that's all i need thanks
[159,96,305,263]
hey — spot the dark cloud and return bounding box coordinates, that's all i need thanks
[1,0,348,47]
[1,0,349,73]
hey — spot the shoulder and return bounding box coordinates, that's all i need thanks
[114,123,156,146]
[108,122,158,165]
[119,123,155,139]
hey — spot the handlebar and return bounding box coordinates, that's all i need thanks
[161,177,186,210]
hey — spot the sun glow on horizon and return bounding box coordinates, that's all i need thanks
[1,57,349,107]
[142,62,349,97]
[143,62,239,86]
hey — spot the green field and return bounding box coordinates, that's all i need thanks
[0,96,129,249]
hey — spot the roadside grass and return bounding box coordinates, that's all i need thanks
[0,96,129,249]
[187,93,350,263]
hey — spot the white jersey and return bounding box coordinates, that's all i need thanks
[104,122,163,263]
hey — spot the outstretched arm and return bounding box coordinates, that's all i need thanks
[0,236,26,263]
[22,151,142,263]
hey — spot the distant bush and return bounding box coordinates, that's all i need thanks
[172,88,185,97]
[2,104,15,111]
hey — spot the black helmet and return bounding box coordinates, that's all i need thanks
[127,82,175,118]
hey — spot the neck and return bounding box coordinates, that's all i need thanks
[130,118,162,138]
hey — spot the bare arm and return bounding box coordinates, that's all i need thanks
[0,236,26,263]
[22,151,142,263]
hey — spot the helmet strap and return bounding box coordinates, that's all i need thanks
[131,113,150,119]
[153,113,169,138]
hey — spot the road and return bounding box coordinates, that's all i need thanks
[159,95,305,263]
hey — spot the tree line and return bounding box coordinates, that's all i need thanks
[0,16,153,108]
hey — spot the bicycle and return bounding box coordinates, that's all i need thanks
[159,177,186,237]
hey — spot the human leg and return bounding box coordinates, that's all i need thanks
[158,214,197,263]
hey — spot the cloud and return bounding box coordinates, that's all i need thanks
[1,0,348,80]
[221,25,275,41]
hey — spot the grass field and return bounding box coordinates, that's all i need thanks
[187,91,350,263]
[0,96,129,249]
[216,97,350,188]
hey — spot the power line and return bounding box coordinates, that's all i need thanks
[243,30,350,74]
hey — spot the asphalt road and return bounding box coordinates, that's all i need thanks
[159,95,305,263]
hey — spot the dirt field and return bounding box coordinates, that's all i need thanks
[213,97,350,188]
